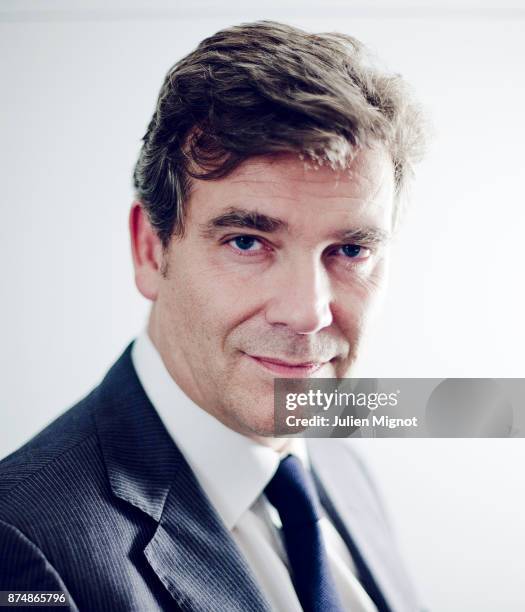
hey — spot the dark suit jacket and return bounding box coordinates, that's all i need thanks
[0,344,421,611]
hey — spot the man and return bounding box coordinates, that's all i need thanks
[0,21,426,611]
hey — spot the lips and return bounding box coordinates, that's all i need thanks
[246,354,329,377]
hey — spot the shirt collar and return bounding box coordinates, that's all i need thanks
[131,330,307,530]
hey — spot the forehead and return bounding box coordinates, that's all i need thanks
[187,148,395,232]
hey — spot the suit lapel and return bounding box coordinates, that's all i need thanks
[144,454,270,612]
[307,438,421,612]
[94,344,271,612]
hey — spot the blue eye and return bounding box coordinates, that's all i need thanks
[234,236,255,250]
[341,244,369,258]
[229,235,263,251]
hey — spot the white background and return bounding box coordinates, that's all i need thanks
[1,1,524,610]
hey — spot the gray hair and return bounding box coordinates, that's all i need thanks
[133,20,426,246]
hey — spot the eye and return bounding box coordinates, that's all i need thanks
[337,244,371,260]
[228,235,264,252]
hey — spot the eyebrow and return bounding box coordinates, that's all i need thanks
[199,206,390,245]
[334,227,391,246]
[199,207,288,239]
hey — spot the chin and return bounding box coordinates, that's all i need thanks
[224,397,277,438]
[242,410,278,438]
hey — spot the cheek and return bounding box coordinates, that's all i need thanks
[363,257,390,316]
[333,259,389,334]
[163,254,260,341]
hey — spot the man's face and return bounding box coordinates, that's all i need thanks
[147,148,394,438]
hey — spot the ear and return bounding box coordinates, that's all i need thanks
[129,202,164,301]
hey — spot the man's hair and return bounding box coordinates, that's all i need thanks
[133,20,426,247]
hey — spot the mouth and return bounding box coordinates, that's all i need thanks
[245,354,330,378]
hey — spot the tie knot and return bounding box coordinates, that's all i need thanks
[265,454,321,525]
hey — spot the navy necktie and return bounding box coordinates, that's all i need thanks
[264,454,345,612]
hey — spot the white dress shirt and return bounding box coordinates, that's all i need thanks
[131,331,377,612]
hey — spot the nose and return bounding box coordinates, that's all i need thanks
[265,258,333,334]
